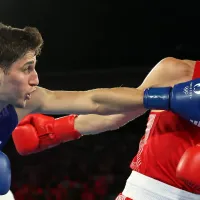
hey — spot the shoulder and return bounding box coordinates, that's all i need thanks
[158,57,196,82]
[138,57,195,89]
[154,57,194,74]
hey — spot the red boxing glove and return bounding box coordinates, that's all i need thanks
[176,144,200,187]
[12,114,82,155]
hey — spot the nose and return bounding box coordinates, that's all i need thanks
[29,70,39,86]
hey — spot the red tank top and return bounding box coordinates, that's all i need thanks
[130,61,200,194]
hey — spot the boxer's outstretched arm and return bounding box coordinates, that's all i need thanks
[16,86,145,121]
[16,57,192,121]
[33,57,191,116]
[36,86,145,115]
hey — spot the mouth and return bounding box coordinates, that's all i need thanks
[25,88,36,100]
[25,93,31,100]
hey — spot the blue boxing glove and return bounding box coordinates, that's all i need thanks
[0,152,11,195]
[143,78,200,122]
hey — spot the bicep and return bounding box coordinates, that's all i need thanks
[36,87,98,115]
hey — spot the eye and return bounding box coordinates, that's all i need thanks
[23,65,33,73]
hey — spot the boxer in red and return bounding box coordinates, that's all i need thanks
[13,58,200,200]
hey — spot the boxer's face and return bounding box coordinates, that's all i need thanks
[0,51,39,108]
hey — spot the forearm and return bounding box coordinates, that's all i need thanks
[74,114,115,135]
[75,109,146,135]
[89,87,145,115]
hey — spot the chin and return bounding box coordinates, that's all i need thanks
[14,100,27,108]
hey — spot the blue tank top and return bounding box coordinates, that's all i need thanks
[0,105,18,150]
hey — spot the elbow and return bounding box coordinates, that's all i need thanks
[91,97,117,115]
[95,103,114,115]
[89,91,117,115]
[89,91,111,115]
[90,95,104,115]
[95,104,104,115]
[90,96,109,115]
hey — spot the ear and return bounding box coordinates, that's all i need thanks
[0,67,5,85]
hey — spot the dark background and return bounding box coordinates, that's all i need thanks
[1,0,200,199]
[2,0,200,74]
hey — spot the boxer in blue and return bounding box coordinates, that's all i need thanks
[0,22,200,198]
[0,106,17,195]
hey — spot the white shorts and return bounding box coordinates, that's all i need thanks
[121,171,200,200]
[0,190,15,200]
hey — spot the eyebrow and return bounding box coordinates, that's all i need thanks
[22,60,37,67]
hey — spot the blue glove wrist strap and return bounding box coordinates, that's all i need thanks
[143,87,172,110]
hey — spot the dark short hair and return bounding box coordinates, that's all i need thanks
[0,22,44,70]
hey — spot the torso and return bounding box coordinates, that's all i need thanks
[131,60,200,194]
[0,105,18,150]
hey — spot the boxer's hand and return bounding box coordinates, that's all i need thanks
[144,78,200,122]
[0,152,11,195]
[176,145,200,186]
[12,114,82,156]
